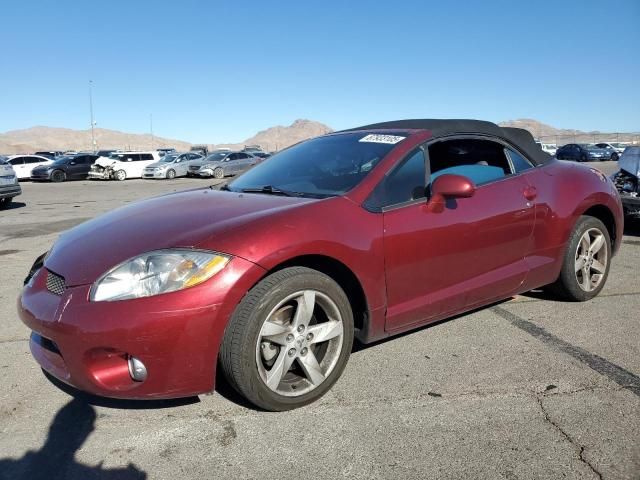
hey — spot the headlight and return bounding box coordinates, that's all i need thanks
[90,249,230,302]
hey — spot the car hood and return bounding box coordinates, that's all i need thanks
[44,188,315,286]
[145,161,169,168]
[192,161,222,169]
[619,151,640,177]
[95,157,118,167]
[0,164,16,176]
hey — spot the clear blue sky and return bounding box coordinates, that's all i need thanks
[1,0,639,143]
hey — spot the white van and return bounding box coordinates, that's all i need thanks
[88,151,161,181]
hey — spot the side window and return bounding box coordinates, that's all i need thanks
[26,157,41,164]
[238,153,249,160]
[365,149,426,210]
[227,154,238,161]
[10,158,24,165]
[506,149,533,173]
[427,138,511,186]
[140,154,153,161]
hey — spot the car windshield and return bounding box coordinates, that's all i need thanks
[161,154,179,163]
[204,152,228,162]
[51,156,73,165]
[228,132,403,197]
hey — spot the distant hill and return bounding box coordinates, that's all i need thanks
[1,118,636,155]
[0,126,191,154]
[0,119,333,155]
[498,119,638,144]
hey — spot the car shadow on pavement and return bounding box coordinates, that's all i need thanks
[0,397,147,480]
[0,200,26,211]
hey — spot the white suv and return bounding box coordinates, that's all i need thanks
[88,151,161,181]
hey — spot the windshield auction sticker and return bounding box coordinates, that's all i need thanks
[359,134,406,144]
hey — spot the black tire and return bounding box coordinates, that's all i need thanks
[213,168,224,179]
[580,154,587,162]
[166,169,176,179]
[611,153,619,162]
[0,197,13,209]
[547,216,611,301]
[51,170,66,182]
[219,267,354,411]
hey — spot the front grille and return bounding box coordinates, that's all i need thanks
[46,270,66,296]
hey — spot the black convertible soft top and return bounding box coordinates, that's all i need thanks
[341,119,551,166]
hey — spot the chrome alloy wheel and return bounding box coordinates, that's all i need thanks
[574,228,608,292]
[256,290,344,397]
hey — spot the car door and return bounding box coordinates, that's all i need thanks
[224,153,240,174]
[9,157,26,179]
[379,138,536,332]
[183,154,200,175]
[67,155,86,179]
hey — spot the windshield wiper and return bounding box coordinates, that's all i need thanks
[241,185,299,197]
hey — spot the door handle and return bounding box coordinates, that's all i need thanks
[523,186,537,201]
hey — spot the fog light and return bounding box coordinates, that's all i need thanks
[127,356,148,382]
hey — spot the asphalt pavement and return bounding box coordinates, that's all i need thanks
[0,163,638,479]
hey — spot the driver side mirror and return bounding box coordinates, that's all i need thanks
[427,174,475,212]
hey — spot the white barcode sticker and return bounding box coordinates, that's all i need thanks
[359,134,406,144]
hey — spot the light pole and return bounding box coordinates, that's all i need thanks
[150,113,154,149]
[89,80,96,152]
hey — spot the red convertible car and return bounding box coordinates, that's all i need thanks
[18,119,623,411]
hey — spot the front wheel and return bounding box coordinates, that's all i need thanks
[114,170,126,181]
[51,170,66,182]
[611,153,619,162]
[0,197,13,209]
[213,167,224,179]
[547,216,611,301]
[580,154,587,162]
[166,169,176,179]
[219,267,354,411]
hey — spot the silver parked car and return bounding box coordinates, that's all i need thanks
[188,151,258,178]
[0,157,22,209]
[142,152,203,179]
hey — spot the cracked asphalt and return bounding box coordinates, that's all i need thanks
[0,164,638,480]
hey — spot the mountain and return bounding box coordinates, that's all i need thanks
[497,119,637,143]
[0,119,333,155]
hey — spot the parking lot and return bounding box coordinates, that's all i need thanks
[0,162,638,479]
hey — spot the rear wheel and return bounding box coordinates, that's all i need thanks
[114,170,126,181]
[611,153,619,162]
[213,167,224,179]
[219,267,354,411]
[547,216,611,301]
[51,170,66,182]
[0,197,13,209]
[166,169,176,179]
[580,154,587,162]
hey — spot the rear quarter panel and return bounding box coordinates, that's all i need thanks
[521,160,623,290]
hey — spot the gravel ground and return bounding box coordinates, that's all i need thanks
[0,162,638,480]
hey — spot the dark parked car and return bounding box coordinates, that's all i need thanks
[611,146,640,218]
[30,154,99,182]
[18,119,622,411]
[556,144,608,162]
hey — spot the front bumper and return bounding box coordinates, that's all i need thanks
[88,170,111,180]
[30,171,52,180]
[0,184,22,199]
[620,193,640,217]
[142,170,166,179]
[18,257,266,399]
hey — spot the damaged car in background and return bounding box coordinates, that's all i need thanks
[611,146,640,219]
[88,151,161,181]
